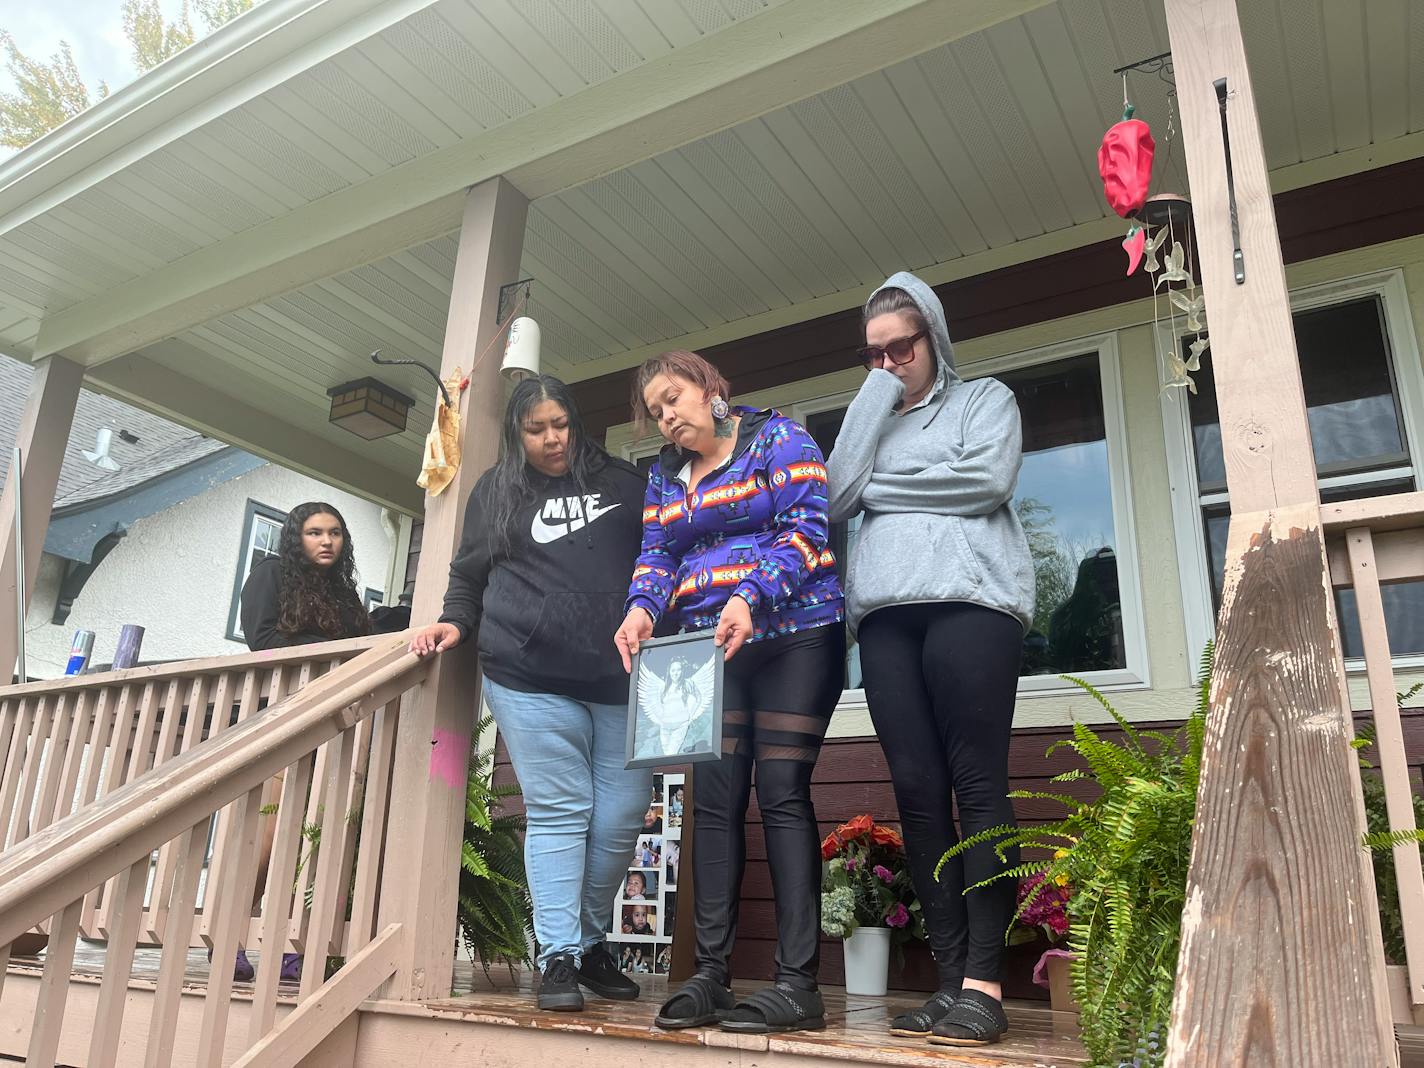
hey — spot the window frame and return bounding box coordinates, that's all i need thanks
[227,500,287,643]
[620,334,1151,700]
[1161,268,1424,668]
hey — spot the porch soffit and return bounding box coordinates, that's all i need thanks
[10,0,1051,367]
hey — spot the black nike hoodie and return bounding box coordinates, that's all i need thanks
[439,451,647,705]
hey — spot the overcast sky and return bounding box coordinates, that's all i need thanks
[1,0,193,158]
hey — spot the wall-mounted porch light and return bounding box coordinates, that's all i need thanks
[326,377,416,440]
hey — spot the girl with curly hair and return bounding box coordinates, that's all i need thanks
[240,502,371,649]
[234,501,371,985]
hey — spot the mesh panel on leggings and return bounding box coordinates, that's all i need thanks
[721,707,753,757]
[751,709,831,763]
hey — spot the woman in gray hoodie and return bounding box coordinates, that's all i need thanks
[826,272,1033,1048]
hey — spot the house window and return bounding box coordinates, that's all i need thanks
[803,339,1145,692]
[1185,293,1424,657]
[364,588,385,612]
[227,502,286,642]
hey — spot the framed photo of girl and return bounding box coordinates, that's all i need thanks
[625,630,724,769]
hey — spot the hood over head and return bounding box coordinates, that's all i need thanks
[866,271,959,387]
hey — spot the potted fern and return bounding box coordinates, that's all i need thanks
[939,646,1214,1067]
[457,715,534,980]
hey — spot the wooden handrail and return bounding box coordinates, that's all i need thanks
[1327,527,1424,588]
[0,634,387,698]
[0,633,425,946]
[1320,491,1424,533]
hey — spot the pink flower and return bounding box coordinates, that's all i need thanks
[872,865,893,884]
[845,857,859,871]
[885,903,910,928]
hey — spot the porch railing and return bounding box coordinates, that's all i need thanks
[0,632,427,1066]
[1323,490,1424,1024]
[0,635,388,950]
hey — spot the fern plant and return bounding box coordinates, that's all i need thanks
[938,643,1214,1068]
[458,716,534,978]
[1356,682,1424,965]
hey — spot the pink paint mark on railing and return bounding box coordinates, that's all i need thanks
[429,729,466,788]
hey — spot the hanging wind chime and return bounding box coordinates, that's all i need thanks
[1097,54,1206,394]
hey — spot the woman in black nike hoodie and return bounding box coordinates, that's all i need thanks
[408,375,649,1013]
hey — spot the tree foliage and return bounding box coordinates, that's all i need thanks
[0,34,105,149]
[122,0,196,73]
[1,0,256,150]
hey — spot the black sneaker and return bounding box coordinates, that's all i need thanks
[538,953,584,1012]
[577,943,641,1001]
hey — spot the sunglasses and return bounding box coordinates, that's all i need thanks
[856,330,926,369]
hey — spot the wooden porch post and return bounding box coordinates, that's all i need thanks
[1162,1,1395,1064]
[0,356,84,683]
[376,176,528,1000]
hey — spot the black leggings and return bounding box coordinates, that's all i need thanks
[858,602,1021,985]
[691,623,846,990]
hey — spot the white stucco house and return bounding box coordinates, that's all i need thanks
[1,356,406,678]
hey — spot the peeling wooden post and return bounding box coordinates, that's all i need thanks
[1163,0,1395,1063]
[0,356,83,682]
[376,176,528,1000]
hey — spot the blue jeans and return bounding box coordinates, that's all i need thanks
[483,677,652,971]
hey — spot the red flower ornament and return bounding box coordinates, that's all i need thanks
[1098,106,1155,219]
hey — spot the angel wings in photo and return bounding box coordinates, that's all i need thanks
[636,655,716,757]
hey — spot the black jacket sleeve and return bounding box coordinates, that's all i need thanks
[438,476,495,643]
[239,558,325,651]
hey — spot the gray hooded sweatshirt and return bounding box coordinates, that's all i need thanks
[826,271,1034,637]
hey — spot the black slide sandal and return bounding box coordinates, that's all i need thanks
[888,988,960,1037]
[654,974,734,1029]
[718,983,825,1034]
[927,990,1009,1047]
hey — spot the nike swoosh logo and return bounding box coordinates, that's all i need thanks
[531,495,623,544]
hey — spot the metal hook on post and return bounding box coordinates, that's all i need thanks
[370,350,452,408]
[1214,78,1246,284]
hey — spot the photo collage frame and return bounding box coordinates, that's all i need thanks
[606,771,684,975]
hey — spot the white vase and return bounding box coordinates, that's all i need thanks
[842,926,892,996]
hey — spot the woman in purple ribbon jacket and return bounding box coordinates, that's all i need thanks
[613,350,844,1036]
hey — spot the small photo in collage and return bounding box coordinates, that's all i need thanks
[664,839,680,888]
[622,869,658,901]
[666,784,685,831]
[632,835,662,868]
[617,944,655,974]
[621,903,657,936]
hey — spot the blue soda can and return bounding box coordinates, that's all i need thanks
[64,629,95,676]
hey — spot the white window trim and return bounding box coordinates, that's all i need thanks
[1161,268,1424,669]
[227,501,286,642]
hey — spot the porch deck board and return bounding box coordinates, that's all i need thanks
[424,974,1088,1067]
[10,945,1424,1066]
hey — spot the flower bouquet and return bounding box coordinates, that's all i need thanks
[1014,870,1076,1014]
[819,815,924,942]
[1012,869,1070,945]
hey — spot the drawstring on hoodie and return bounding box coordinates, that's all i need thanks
[572,465,595,550]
